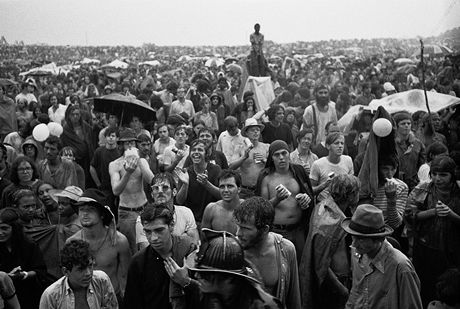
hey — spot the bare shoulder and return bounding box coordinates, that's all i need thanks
[205,202,219,212]
[109,157,123,170]
[115,232,130,250]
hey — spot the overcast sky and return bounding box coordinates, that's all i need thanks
[1,0,460,46]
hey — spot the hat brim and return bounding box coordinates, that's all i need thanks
[189,266,261,284]
[118,138,138,143]
[75,199,113,224]
[242,124,265,136]
[341,218,393,237]
[52,189,80,201]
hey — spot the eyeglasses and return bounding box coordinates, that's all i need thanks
[18,167,33,173]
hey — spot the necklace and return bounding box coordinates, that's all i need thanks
[82,228,109,254]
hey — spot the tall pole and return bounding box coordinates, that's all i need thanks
[419,39,435,135]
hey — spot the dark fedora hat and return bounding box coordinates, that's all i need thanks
[189,228,260,284]
[341,204,393,237]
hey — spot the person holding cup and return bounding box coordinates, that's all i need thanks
[290,128,318,176]
[407,155,460,307]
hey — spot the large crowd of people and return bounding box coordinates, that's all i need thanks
[0,25,460,309]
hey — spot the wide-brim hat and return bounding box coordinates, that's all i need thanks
[118,128,138,143]
[241,118,264,137]
[52,186,83,202]
[341,204,393,237]
[189,228,261,284]
[75,189,114,226]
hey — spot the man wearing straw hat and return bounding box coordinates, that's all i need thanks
[231,118,268,198]
[341,204,422,309]
[67,188,131,303]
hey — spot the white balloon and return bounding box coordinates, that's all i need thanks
[48,122,63,137]
[372,118,392,137]
[33,123,50,142]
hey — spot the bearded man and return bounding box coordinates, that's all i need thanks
[301,84,338,145]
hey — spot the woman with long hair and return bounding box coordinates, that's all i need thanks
[0,207,47,309]
[407,155,460,307]
[194,96,219,132]
[60,105,94,187]
[0,156,43,209]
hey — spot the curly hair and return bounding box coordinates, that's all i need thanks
[60,239,93,270]
[436,268,460,306]
[330,174,360,205]
[234,197,274,230]
[9,156,40,185]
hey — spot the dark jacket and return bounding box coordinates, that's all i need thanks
[124,235,197,309]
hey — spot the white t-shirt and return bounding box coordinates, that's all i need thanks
[163,144,189,169]
[135,205,197,244]
[310,155,354,201]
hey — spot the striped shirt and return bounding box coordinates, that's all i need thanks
[373,178,408,229]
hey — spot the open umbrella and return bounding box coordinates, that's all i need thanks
[226,63,242,74]
[396,64,417,75]
[177,55,192,62]
[394,58,415,66]
[93,93,156,125]
[139,60,161,67]
[205,57,224,67]
[412,44,453,58]
[102,59,129,69]
[368,89,460,114]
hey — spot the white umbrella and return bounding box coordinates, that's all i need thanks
[81,57,100,65]
[394,58,415,66]
[139,60,161,67]
[368,89,460,114]
[412,45,453,58]
[177,55,192,62]
[205,58,224,67]
[102,59,129,69]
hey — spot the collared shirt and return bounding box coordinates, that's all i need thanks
[346,240,422,309]
[289,149,318,168]
[39,270,118,309]
[48,104,68,125]
[216,129,249,164]
[395,132,426,191]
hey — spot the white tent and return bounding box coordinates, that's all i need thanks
[102,59,129,69]
[81,57,100,65]
[243,76,275,112]
[368,90,460,114]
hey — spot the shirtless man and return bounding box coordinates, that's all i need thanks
[109,128,154,253]
[152,124,175,168]
[202,170,243,235]
[235,197,300,309]
[67,188,131,303]
[230,118,269,198]
[256,140,313,259]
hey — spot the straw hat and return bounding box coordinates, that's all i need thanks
[241,118,264,137]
